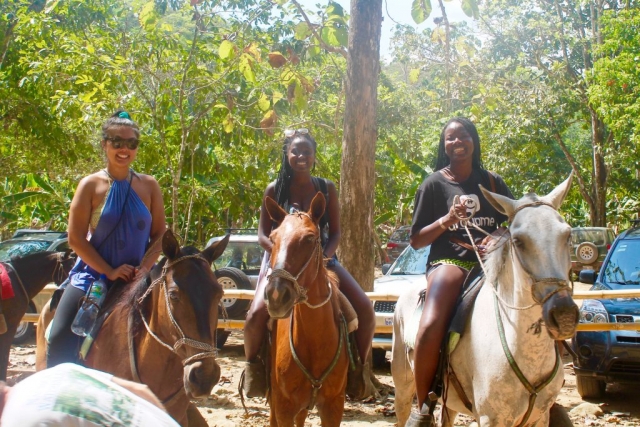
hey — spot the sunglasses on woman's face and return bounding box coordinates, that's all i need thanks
[284,128,309,138]
[105,136,139,150]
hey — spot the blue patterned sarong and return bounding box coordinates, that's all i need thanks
[69,171,152,292]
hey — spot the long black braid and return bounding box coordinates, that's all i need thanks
[434,117,485,171]
[274,132,318,208]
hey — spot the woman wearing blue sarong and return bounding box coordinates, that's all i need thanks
[47,111,166,367]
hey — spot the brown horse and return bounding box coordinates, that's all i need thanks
[264,193,349,427]
[36,229,229,426]
[0,250,75,380]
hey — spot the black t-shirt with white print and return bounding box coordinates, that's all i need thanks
[410,168,513,265]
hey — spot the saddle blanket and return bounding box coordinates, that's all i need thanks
[0,263,16,300]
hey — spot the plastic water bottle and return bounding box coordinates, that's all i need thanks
[71,274,108,337]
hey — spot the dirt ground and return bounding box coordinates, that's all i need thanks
[8,282,640,426]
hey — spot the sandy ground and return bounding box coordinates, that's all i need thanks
[8,282,640,426]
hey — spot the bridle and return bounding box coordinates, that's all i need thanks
[455,196,572,311]
[267,212,332,309]
[135,254,218,366]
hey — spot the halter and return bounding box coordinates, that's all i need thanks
[135,254,218,367]
[267,212,332,309]
[455,197,572,311]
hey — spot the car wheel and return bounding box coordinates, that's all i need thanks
[215,267,252,319]
[372,348,388,368]
[13,303,36,344]
[215,329,231,350]
[576,375,605,399]
[576,242,598,265]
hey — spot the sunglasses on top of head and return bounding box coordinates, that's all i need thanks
[284,128,309,138]
[105,136,140,150]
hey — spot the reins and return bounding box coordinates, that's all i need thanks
[267,210,345,410]
[452,197,569,425]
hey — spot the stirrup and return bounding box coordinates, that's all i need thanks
[406,411,435,427]
[240,360,267,398]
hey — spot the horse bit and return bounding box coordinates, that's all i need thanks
[135,254,218,367]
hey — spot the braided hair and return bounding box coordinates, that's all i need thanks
[274,132,318,208]
[101,110,140,140]
[434,117,484,171]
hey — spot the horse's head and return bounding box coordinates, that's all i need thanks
[263,192,326,318]
[481,174,579,340]
[54,250,76,285]
[143,229,229,399]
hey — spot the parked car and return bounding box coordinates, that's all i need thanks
[570,220,640,398]
[0,230,70,343]
[385,225,411,263]
[371,244,430,367]
[206,229,265,320]
[570,227,616,276]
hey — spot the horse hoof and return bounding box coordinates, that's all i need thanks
[406,411,435,427]
[241,360,267,398]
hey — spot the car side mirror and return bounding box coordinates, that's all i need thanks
[381,264,391,275]
[579,270,596,285]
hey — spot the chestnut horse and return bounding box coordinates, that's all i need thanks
[264,193,349,427]
[0,250,75,379]
[36,230,229,426]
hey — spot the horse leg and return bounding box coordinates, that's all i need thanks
[35,300,54,371]
[441,407,458,427]
[294,409,307,427]
[186,402,208,427]
[391,346,416,427]
[316,396,345,427]
[0,325,18,381]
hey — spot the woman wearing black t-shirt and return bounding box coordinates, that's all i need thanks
[406,118,513,426]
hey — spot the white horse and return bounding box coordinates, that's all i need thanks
[392,175,579,427]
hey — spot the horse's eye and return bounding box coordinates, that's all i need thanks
[513,237,523,247]
[168,290,180,301]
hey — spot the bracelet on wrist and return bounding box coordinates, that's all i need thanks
[438,217,448,230]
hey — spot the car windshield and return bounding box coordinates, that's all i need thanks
[601,240,640,285]
[0,240,52,261]
[388,246,430,275]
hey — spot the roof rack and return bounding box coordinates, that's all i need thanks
[12,229,68,238]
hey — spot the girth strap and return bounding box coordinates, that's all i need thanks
[494,293,560,427]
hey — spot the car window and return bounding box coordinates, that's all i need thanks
[572,229,607,246]
[217,242,265,270]
[601,240,640,285]
[390,228,410,242]
[389,246,430,275]
[0,240,52,260]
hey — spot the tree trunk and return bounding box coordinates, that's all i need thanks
[591,111,607,226]
[338,0,382,292]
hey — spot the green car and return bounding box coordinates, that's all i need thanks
[570,227,616,276]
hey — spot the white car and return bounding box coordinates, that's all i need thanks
[371,245,430,366]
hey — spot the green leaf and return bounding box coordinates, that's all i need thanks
[218,40,235,60]
[272,91,284,105]
[257,94,270,112]
[222,114,234,133]
[411,0,432,24]
[274,0,288,4]
[2,191,44,204]
[139,2,158,30]
[294,79,306,110]
[375,211,395,226]
[322,27,342,47]
[239,54,256,83]
[294,22,312,41]
[32,175,55,194]
[460,0,479,19]
[409,69,420,84]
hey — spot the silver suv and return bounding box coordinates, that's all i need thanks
[206,229,265,320]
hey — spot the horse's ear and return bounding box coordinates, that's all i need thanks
[479,184,516,218]
[265,196,287,225]
[541,173,573,210]
[162,229,181,260]
[309,192,326,224]
[202,234,230,264]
